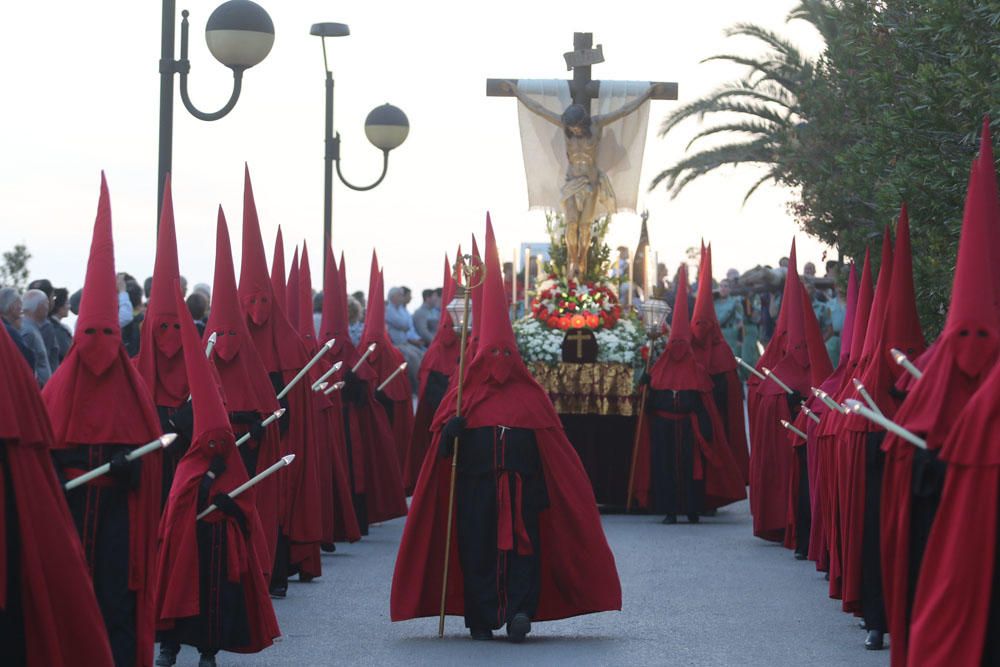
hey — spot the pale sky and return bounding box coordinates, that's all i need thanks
[0,0,832,300]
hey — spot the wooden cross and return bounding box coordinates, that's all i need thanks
[567,328,591,357]
[486,32,678,113]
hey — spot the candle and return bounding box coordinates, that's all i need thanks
[524,247,531,307]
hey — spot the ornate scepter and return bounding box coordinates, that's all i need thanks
[625,297,671,512]
[438,254,484,638]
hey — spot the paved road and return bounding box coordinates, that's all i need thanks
[183,500,890,666]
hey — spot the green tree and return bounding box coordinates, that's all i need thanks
[0,244,31,290]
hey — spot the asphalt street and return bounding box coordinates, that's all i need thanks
[173,498,893,667]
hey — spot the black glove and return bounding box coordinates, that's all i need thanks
[209,454,226,477]
[249,419,267,442]
[212,493,248,535]
[109,451,141,490]
[786,390,805,415]
[439,416,466,458]
[638,372,652,387]
[169,401,195,438]
[341,369,364,404]
[375,389,388,404]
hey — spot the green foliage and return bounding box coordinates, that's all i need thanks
[652,0,1000,336]
[544,211,612,282]
[0,244,31,290]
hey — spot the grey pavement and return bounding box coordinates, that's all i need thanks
[198,500,890,667]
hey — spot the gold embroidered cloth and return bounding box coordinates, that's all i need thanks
[527,362,637,416]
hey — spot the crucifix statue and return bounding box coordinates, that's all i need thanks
[488,33,678,281]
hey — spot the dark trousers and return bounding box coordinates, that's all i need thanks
[650,417,703,517]
[861,433,887,633]
[342,404,369,536]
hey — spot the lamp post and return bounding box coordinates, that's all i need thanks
[311,22,409,277]
[158,0,274,225]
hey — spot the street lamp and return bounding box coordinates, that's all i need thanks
[311,22,409,277]
[158,0,274,224]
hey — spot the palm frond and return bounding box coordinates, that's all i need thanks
[685,121,780,150]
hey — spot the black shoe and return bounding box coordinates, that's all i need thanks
[155,647,178,667]
[858,620,867,631]
[198,653,217,667]
[864,630,884,650]
[269,585,287,599]
[794,552,807,560]
[701,508,718,517]
[321,542,337,553]
[470,627,493,641]
[687,513,700,524]
[299,572,316,583]
[662,514,677,525]
[506,613,531,643]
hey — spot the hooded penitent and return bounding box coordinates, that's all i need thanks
[154,281,280,654]
[237,166,324,577]
[330,251,406,527]
[632,264,746,513]
[359,252,415,469]
[748,240,806,542]
[391,214,621,623]
[43,174,163,667]
[890,119,1000,667]
[405,252,461,493]
[295,243,360,546]
[135,175,189,408]
[205,207,283,569]
[693,246,749,482]
[834,225,893,616]
[0,324,114,667]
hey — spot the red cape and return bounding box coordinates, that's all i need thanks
[0,326,114,667]
[391,426,621,622]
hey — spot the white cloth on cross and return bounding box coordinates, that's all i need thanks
[515,79,651,213]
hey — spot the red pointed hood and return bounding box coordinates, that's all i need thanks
[839,262,858,366]
[73,172,122,377]
[205,207,279,414]
[433,215,561,430]
[650,264,712,392]
[802,279,834,388]
[297,243,318,347]
[418,251,462,396]
[136,175,189,405]
[359,252,407,395]
[691,243,718,350]
[466,235,484,357]
[271,228,287,314]
[767,240,811,395]
[237,166,308,372]
[895,118,1000,446]
[174,281,232,453]
[43,174,161,447]
[285,246,300,331]
[319,245,354,360]
[859,226,894,367]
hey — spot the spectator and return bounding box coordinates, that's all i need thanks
[386,286,425,388]
[312,291,324,338]
[347,296,364,346]
[186,292,208,337]
[27,278,60,370]
[352,290,366,312]
[192,282,211,304]
[115,273,135,329]
[19,289,53,386]
[121,279,144,357]
[803,261,817,278]
[412,288,440,345]
[143,276,153,301]
[69,288,83,315]
[0,287,34,367]
[49,287,73,364]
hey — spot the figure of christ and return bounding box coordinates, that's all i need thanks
[501,80,663,279]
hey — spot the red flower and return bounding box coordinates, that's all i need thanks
[558,316,572,330]
[584,312,599,329]
[570,314,587,329]
[546,316,561,329]
[641,345,650,361]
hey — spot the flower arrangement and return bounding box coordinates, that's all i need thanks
[530,276,623,330]
[514,316,645,367]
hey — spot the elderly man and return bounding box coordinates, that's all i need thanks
[386,286,425,388]
[0,287,34,367]
[412,288,440,346]
[20,289,53,386]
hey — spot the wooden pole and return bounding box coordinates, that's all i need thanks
[438,267,479,638]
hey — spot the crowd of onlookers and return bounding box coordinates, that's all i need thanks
[1,271,444,393]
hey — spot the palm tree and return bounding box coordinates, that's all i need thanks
[649,1,836,202]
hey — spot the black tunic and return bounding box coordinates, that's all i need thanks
[861,432,887,633]
[648,389,711,517]
[452,425,548,630]
[0,446,26,666]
